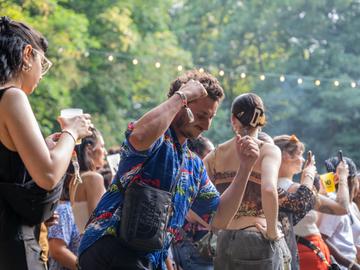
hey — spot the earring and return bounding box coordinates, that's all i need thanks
[22,63,32,72]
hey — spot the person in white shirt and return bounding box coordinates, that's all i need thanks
[318,156,360,270]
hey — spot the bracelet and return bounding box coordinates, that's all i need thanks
[338,180,347,186]
[61,130,76,144]
[175,91,188,107]
[304,173,314,181]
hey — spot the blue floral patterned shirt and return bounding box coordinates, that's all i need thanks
[78,127,220,269]
[48,201,80,270]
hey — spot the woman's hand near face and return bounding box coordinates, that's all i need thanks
[336,161,349,181]
[300,157,317,188]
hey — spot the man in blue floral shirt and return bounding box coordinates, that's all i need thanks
[78,70,260,270]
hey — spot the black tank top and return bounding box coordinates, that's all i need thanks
[0,87,31,184]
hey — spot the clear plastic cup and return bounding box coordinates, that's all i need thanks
[60,108,83,145]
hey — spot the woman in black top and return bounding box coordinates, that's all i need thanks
[0,16,92,269]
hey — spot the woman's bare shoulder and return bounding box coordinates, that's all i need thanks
[81,171,104,182]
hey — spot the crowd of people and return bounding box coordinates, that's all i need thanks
[1,16,360,270]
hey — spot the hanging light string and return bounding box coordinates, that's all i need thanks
[54,47,359,88]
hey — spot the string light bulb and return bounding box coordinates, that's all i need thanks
[315,80,321,86]
[219,70,225,76]
[199,68,204,73]
[108,55,114,61]
[240,72,246,79]
[351,82,357,88]
[260,74,266,81]
[177,65,183,71]
[155,62,161,68]
[132,59,138,65]
[333,80,339,87]
[297,78,303,84]
[280,75,285,82]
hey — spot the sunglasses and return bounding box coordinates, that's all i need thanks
[32,48,53,76]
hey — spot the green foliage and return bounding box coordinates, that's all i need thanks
[3,0,360,166]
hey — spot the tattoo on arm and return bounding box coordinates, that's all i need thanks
[317,205,336,214]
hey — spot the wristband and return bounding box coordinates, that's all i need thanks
[175,91,188,107]
[304,173,314,181]
[61,130,76,144]
[175,91,194,123]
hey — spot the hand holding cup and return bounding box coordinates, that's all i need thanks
[58,108,92,144]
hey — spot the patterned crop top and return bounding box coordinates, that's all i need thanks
[234,171,264,219]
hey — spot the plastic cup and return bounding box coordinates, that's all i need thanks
[320,172,336,193]
[60,108,83,145]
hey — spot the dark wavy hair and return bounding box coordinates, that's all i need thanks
[0,16,48,85]
[231,93,266,128]
[75,128,102,172]
[167,70,224,102]
[188,136,214,159]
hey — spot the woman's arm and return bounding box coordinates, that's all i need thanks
[1,89,91,190]
[83,172,106,214]
[48,239,77,270]
[315,161,350,215]
[322,234,360,270]
[260,144,282,239]
[212,136,259,229]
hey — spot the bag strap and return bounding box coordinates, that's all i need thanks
[297,236,331,267]
[169,155,185,195]
[116,145,185,195]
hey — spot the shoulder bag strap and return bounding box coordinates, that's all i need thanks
[169,154,186,194]
[297,236,331,267]
[116,145,185,194]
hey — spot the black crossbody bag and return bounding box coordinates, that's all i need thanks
[117,156,185,252]
[0,171,63,226]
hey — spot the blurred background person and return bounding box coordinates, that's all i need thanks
[272,134,317,270]
[48,170,80,270]
[318,156,360,270]
[70,128,107,235]
[274,135,350,270]
[188,135,215,159]
[171,135,215,270]
[0,16,91,270]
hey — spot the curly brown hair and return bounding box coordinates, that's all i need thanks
[167,70,224,101]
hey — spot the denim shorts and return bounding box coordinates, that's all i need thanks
[214,229,291,270]
[172,240,214,270]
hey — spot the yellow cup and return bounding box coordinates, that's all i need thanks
[320,172,336,193]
